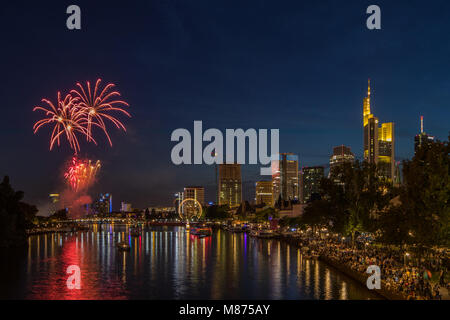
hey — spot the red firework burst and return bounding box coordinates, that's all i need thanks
[64,156,101,192]
[70,79,130,146]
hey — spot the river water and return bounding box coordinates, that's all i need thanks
[0,224,380,299]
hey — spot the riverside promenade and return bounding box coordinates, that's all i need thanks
[280,235,449,300]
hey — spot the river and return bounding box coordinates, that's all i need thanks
[0,224,380,300]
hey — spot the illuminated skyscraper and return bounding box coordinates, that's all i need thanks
[272,153,299,203]
[98,193,113,213]
[363,79,395,181]
[414,116,434,154]
[218,164,242,207]
[363,79,378,163]
[329,145,355,175]
[300,166,324,203]
[121,202,132,212]
[183,186,205,206]
[255,181,273,206]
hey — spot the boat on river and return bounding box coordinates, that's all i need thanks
[249,230,259,237]
[229,225,245,233]
[257,229,275,239]
[190,226,212,237]
[249,229,275,238]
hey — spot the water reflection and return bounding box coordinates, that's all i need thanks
[0,225,380,300]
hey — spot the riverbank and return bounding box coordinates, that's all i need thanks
[319,255,405,300]
[26,227,73,235]
[262,235,391,299]
[26,224,90,236]
[279,234,448,300]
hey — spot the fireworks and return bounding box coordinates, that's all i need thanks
[71,79,130,146]
[64,156,101,192]
[33,79,128,218]
[33,92,89,153]
[33,79,130,152]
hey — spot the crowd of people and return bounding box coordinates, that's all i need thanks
[293,235,449,300]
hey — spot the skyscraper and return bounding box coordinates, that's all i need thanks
[300,166,324,203]
[272,153,299,204]
[329,145,355,175]
[255,181,273,206]
[363,79,395,181]
[414,116,435,154]
[183,186,205,206]
[98,193,113,213]
[218,164,242,207]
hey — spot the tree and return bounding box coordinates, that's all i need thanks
[19,202,38,229]
[376,204,410,245]
[379,135,449,247]
[336,161,393,243]
[301,161,393,244]
[49,209,67,222]
[301,199,333,232]
[252,207,277,223]
[204,205,229,220]
[0,176,36,247]
[236,201,254,218]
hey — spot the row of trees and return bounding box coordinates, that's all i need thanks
[287,135,449,248]
[202,203,277,223]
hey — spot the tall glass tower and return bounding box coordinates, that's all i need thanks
[363,80,395,181]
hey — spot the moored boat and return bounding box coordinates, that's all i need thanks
[117,241,130,251]
[190,226,212,237]
[249,230,259,237]
[229,225,245,233]
[257,229,275,239]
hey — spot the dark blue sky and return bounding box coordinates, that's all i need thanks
[1,0,449,210]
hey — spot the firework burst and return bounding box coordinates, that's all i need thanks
[33,92,92,153]
[64,156,101,192]
[70,79,130,146]
[33,79,130,152]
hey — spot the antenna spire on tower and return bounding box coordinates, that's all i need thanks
[420,115,424,134]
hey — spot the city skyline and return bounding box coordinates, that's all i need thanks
[0,1,448,305]
[1,1,449,210]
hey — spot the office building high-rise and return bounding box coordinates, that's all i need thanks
[300,166,324,203]
[255,181,273,206]
[272,153,299,204]
[218,164,242,207]
[98,193,113,213]
[414,116,434,154]
[121,202,132,212]
[363,79,395,181]
[329,145,355,175]
[183,186,205,206]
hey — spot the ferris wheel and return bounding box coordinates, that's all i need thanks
[178,198,203,220]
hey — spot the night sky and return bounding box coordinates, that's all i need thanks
[1,0,449,212]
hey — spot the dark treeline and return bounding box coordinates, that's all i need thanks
[0,176,37,247]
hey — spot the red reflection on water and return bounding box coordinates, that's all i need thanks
[30,236,126,300]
